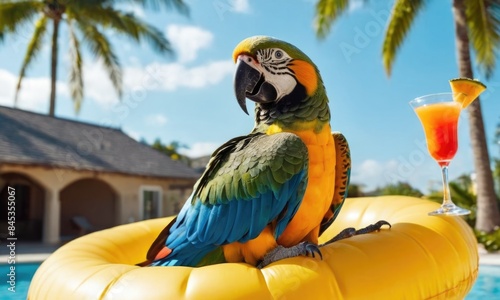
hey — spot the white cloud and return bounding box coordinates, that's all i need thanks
[350,158,415,192]
[0,68,68,113]
[180,142,219,158]
[166,25,214,63]
[347,0,364,12]
[231,0,251,13]
[123,60,234,92]
[0,26,233,113]
[79,59,233,109]
[122,127,142,141]
[146,113,168,126]
[83,61,120,107]
[73,25,233,109]
[350,159,387,190]
[351,156,445,193]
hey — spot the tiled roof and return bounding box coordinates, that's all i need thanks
[0,106,200,179]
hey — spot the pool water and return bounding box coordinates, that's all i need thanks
[1,263,499,299]
[1,262,39,299]
[466,265,500,299]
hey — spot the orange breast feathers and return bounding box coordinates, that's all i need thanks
[277,124,336,246]
[222,124,335,264]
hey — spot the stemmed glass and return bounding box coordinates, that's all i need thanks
[409,93,470,216]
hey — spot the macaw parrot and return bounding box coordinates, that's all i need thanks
[139,36,389,268]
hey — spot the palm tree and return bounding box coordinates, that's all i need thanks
[494,121,500,196]
[151,138,191,165]
[314,0,500,232]
[0,0,188,116]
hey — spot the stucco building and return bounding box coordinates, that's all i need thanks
[0,106,200,244]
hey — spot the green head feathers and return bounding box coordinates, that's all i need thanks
[232,36,329,130]
[232,36,315,66]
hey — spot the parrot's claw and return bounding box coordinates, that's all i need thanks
[355,220,391,235]
[320,220,391,247]
[257,241,322,269]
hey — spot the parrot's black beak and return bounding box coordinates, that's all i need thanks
[234,59,261,115]
[234,57,277,115]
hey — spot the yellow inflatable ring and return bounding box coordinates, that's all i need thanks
[28,196,478,299]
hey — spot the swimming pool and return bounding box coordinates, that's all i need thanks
[466,265,500,299]
[2,263,499,299]
[1,262,39,299]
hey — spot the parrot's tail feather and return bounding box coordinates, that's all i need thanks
[143,216,178,263]
[135,260,152,267]
[137,245,213,267]
[150,244,218,267]
[154,246,172,260]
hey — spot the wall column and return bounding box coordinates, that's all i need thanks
[43,187,60,244]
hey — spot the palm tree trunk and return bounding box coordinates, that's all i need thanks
[452,0,500,232]
[49,18,60,117]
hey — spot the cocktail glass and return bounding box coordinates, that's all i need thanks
[409,92,470,216]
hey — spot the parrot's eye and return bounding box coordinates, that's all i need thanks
[274,50,283,59]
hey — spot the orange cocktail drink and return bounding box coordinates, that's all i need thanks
[409,92,470,216]
[414,102,461,166]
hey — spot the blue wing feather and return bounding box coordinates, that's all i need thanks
[150,133,308,267]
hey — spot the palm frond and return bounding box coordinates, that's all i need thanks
[66,4,125,29]
[465,0,500,79]
[68,5,172,54]
[115,12,172,54]
[14,15,48,105]
[0,1,43,33]
[314,0,350,39]
[75,19,123,99]
[126,0,189,15]
[73,0,189,15]
[68,19,84,114]
[382,0,426,76]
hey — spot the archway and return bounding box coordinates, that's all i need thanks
[60,178,117,239]
[0,172,45,241]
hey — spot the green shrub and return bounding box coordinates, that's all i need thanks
[475,228,500,252]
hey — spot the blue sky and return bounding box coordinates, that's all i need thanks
[1,0,499,193]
